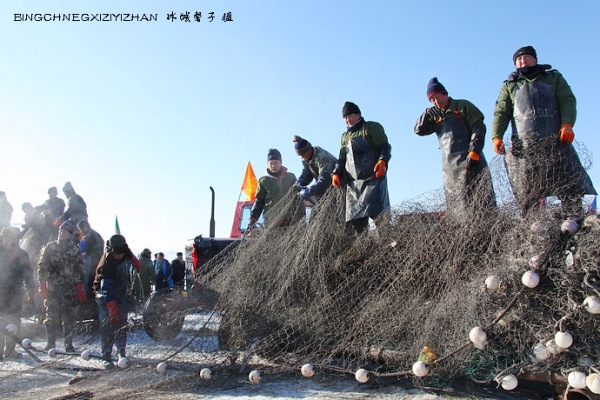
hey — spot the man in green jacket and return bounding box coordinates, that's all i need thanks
[415,78,496,219]
[332,101,391,235]
[249,149,304,229]
[492,46,596,216]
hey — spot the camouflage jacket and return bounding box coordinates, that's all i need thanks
[38,238,84,291]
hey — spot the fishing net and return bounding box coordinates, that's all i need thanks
[1,154,598,399]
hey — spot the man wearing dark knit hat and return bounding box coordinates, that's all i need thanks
[249,148,303,229]
[415,77,496,219]
[93,234,140,368]
[332,101,391,235]
[292,135,337,203]
[492,46,596,216]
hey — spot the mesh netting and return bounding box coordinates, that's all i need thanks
[1,154,598,399]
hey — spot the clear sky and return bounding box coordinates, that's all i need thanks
[1,0,599,260]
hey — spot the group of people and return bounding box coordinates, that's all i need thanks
[0,182,190,369]
[250,46,596,233]
[0,45,597,369]
[131,250,188,302]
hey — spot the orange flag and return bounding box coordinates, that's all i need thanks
[241,162,258,202]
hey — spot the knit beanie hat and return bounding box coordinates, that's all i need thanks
[427,77,447,99]
[107,234,128,254]
[267,148,282,161]
[513,46,537,64]
[292,135,312,156]
[59,220,76,234]
[342,101,361,118]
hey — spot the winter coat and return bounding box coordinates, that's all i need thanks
[43,197,66,219]
[38,238,85,302]
[415,98,496,218]
[492,65,596,211]
[79,229,104,296]
[0,245,35,315]
[58,193,88,224]
[132,254,155,297]
[296,146,337,199]
[333,118,391,222]
[93,253,129,313]
[171,259,186,288]
[250,166,300,223]
[155,259,173,290]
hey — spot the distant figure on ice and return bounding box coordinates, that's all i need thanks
[0,191,13,229]
[154,252,173,290]
[492,46,596,217]
[171,252,186,289]
[38,220,87,352]
[131,248,155,302]
[414,78,496,219]
[332,101,391,235]
[248,148,304,229]
[291,135,337,204]
[0,227,36,359]
[43,187,66,222]
[20,202,39,238]
[93,234,140,369]
[56,182,88,226]
[77,220,104,300]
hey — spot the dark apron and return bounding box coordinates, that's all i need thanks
[436,112,496,219]
[505,78,596,212]
[345,134,390,221]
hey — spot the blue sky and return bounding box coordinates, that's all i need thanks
[1,0,599,260]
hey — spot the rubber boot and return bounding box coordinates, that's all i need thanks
[101,352,114,369]
[64,337,75,353]
[64,324,75,353]
[44,326,56,351]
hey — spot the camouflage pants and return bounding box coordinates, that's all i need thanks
[44,293,75,334]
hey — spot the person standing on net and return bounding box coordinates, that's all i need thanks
[492,45,596,217]
[291,135,337,205]
[414,78,496,220]
[332,101,391,235]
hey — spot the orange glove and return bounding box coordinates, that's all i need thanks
[374,160,387,178]
[106,300,122,326]
[492,137,505,154]
[466,151,480,169]
[332,173,342,188]
[76,283,87,304]
[559,123,574,144]
[39,280,48,300]
[52,220,61,226]
[130,255,142,273]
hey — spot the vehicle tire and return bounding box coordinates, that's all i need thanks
[143,289,185,341]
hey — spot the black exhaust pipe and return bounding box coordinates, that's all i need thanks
[209,186,216,238]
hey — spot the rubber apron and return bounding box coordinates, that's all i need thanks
[505,77,596,212]
[435,112,496,219]
[344,134,390,222]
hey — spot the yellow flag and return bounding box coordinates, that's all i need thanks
[241,162,258,202]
